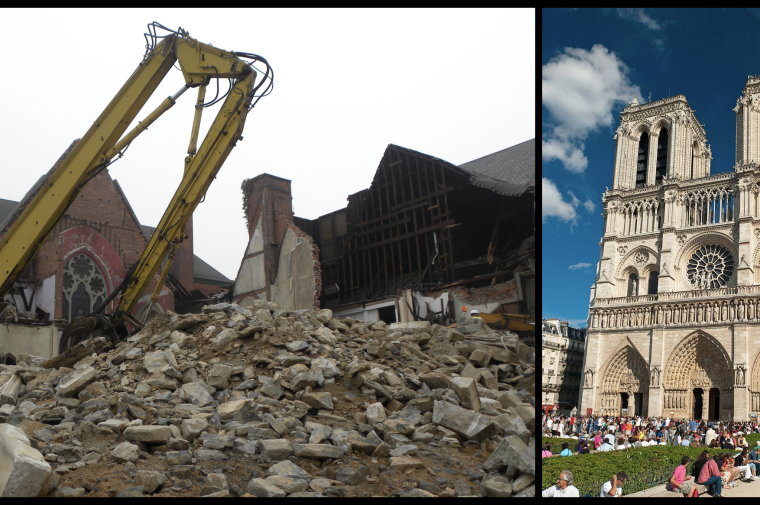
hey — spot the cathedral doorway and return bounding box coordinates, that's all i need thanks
[709,388,720,421]
[620,392,629,414]
[693,388,703,420]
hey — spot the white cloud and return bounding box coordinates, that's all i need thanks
[616,8,661,30]
[569,262,593,270]
[583,198,596,213]
[542,44,641,173]
[542,178,577,223]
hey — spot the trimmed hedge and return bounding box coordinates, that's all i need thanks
[542,444,729,496]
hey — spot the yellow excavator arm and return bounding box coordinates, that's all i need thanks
[0,23,271,350]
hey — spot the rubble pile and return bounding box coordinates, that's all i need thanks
[0,300,535,497]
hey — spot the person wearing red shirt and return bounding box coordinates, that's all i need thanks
[697,453,724,497]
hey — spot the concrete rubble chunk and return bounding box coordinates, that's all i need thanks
[0,424,52,497]
[449,376,481,412]
[301,392,334,410]
[366,402,386,425]
[269,460,312,481]
[111,442,140,463]
[257,439,294,461]
[265,475,309,494]
[123,425,172,444]
[431,400,498,442]
[201,473,229,495]
[137,470,168,494]
[293,443,345,460]
[57,366,98,398]
[389,456,425,471]
[182,382,214,406]
[335,465,370,486]
[389,321,432,335]
[247,478,286,497]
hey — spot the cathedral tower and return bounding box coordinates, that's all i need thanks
[735,75,760,167]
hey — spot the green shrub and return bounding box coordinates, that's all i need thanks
[541,445,726,497]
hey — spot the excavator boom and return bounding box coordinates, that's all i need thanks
[0,23,271,352]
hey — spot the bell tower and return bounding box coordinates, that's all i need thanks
[611,95,711,190]
[734,75,760,167]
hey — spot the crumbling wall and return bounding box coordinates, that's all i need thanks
[271,224,321,312]
[450,280,518,322]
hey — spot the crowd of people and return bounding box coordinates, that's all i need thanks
[542,413,760,450]
[542,413,760,497]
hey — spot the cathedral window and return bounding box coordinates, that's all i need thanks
[656,128,668,184]
[648,270,659,295]
[636,132,649,188]
[62,253,108,322]
[686,244,734,289]
[627,273,639,297]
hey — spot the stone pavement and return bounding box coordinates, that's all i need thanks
[627,477,760,498]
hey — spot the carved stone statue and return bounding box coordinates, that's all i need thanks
[697,305,703,322]
[644,308,650,326]
[714,303,719,322]
[636,308,642,327]
[593,312,599,328]
[665,306,672,325]
[674,305,681,324]
[585,369,593,387]
[739,301,745,320]
[722,304,728,321]
[657,306,663,324]
[736,365,746,387]
[651,366,660,387]
[730,303,736,321]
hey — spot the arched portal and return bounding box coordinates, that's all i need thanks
[663,331,732,420]
[597,343,650,417]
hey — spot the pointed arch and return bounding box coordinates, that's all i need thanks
[748,349,760,412]
[596,338,650,416]
[663,330,732,419]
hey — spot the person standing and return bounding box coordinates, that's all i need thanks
[705,425,718,447]
[542,470,580,497]
[600,472,627,497]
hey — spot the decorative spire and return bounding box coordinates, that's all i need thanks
[629,95,639,107]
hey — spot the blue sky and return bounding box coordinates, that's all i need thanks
[542,8,760,327]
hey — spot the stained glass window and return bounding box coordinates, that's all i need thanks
[62,253,108,321]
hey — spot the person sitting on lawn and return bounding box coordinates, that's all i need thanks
[719,453,741,488]
[734,448,757,481]
[560,442,572,457]
[542,443,553,458]
[667,455,699,497]
[578,439,590,454]
[600,471,627,498]
[542,470,580,498]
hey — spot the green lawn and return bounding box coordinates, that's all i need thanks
[541,435,748,496]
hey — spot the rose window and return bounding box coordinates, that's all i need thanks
[62,253,108,321]
[686,244,734,289]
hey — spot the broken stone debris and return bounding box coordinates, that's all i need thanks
[0,302,534,497]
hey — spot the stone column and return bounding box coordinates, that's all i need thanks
[647,132,659,186]
[701,390,709,421]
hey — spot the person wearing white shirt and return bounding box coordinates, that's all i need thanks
[598,441,615,452]
[543,470,580,498]
[640,439,650,447]
[600,472,627,497]
[665,417,671,427]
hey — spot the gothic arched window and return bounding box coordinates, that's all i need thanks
[62,253,108,322]
[648,271,659,295]
[627,273,639,297]
[636,132,649,188]
[656,128,668,184]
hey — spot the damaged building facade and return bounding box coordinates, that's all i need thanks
[0,140,232,359]
[232,139,535,326]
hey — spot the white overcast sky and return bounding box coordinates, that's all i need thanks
[0,8,535,281]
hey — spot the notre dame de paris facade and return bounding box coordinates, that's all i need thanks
[582,75,760,422]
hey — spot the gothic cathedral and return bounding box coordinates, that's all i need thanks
[583,75,760,421]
